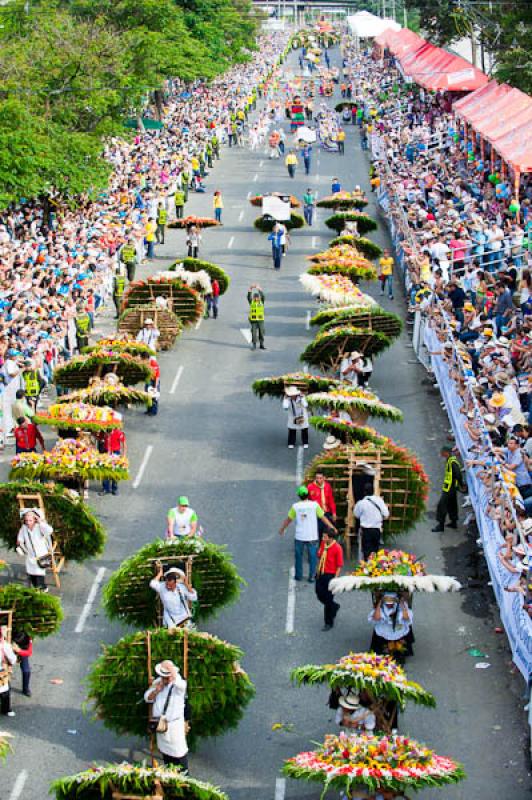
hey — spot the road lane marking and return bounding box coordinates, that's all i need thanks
[195,316,203,331]
[238,210,244,222]
[9,771,28,800]
[133,444,153,489]
[247,191,251,199]
[285,568,296,634]
[227,236,235,249]
[253,173,258,182]
[75,568,106,634]
[275,778,286,800]
[306,310,311,330]
[240,328,252,344]
[259,160,264,167]
[169,365,184,395]
[311,236,317,248]
[296,445,304,484]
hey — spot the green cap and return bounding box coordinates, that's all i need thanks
[178,496,189,506]
[297,486,308,499]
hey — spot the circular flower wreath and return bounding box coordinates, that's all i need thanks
[291,651,436,709]
[283,732,465,794]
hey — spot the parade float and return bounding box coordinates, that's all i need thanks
[34,403,123,433]
[249,193,300,208]
[102,538,243,628]
[10,438,129,484]
[86,628,254,747]
[307,247,377,281]
[120,274,204,327]
[330,550,461,595]
[169,258,230,295]
[168,215,221,229]
[283,732,465,795]
[0,480,106,562]
[0,584,63,636]
[118,305,183,350]
[82,339,155,358]
[54,349,154,389]
[51,764,228,800]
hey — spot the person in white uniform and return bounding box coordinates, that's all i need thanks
[150,567,198,629]
[282,385,309,449]
[16,508,53,590]
[144,660,189,770]
[0,625,17,717]
[136,317,160,350]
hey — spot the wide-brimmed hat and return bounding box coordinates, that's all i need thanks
[489,393,506,408]
[144,318,154,325]
[20,507,42,519]
[155,660,180,678]
[339,691,360,710]
[285,385,300,398]
[164,567,185,580]
[350,350,362,359]
[323,435,340,451]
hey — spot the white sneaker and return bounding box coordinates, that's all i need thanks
[288,445,295,449]
[462,497,472,507]
[303,444,309,449]
[7,711,15,717]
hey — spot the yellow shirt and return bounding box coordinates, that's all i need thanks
[285,154,298,166]
[379,256,393,276]
[145,220,156,242]
[337,131,345,142]
[191,157,199,171]
[213,195,224,209]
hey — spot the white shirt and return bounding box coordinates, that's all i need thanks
[144,676,188,757]
[167,506,198,537]
[282,395,308,429]
[17,521,53,576]
[288,499,323,542]
[136,327,160,349]
[0,640,16,692]
[150,580,198,628]
[354,495,389,529]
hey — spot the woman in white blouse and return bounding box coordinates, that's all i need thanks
[144,660,189,770]
[282,385,309,449]
[16,509,53,590]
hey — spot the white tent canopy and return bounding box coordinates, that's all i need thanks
[347,11,401,39]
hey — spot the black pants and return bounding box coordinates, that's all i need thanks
[163,753,188,772]
[29,574,46,589]
[315,573,340,626]
[175,205,184,219]
[318,512,334,542]
[188,246,199,258]
[288,428,308,446]
[436,490,458,526]
[126,262,136,282]
[360,528,381,561]
[0,690,12,714]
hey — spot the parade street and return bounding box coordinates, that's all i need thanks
[0,42,530,800]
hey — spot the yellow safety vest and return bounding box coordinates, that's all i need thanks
[443,456,461,493]
[249,300,265,322]
[23,370,40,397]
[76,314,91,335]
[114,275,126,296]
[157,209,168,225]
[121,245,136,263]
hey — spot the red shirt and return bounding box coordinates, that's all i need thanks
[14,423,44,451]
[307,480,336,516]
[317,540,344,575]
[104,428,125,453]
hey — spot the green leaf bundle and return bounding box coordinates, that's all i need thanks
[310,305,402,339]
[54,352,153,389]
[57,383,152,409]
[0,481,105,561]
[324,212,378,234]
[252,372,343,399]
[316,195,368,210]
[103,538,244,628]
[300,325,393,369]
[0,584,63,637]
[307,261,377,282]
[82,341,155,357]
[330,235,384,259]
[50,763,228,800]
[169,258,230,294]
[86,628,255,747]
[121,277,204,326]
[253,213,304,232]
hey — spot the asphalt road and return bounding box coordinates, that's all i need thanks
[0,46,530,800]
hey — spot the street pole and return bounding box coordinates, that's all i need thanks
[403,5,407,28]
[391,0,396,21]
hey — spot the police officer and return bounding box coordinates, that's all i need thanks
[181,170,190,203]
[174,187,185,219]
[432,446,465,532]
[75,302,91,352]
[211,134,220,160]
[113,263,127,319]
[156,202,168,245]
[120,239,137,282]
[22,361,43,411]
[247,284,266,351]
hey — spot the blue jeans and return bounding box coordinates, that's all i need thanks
[381,274,393,298]
[272,246,282,270]
[294,539,318,581]
[214,207,222,223]
[304,205,313,225]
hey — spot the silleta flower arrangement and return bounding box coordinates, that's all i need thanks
[317,190,369,210]
[300,324,392,369]
[252,372,343,398]
[283,732,465,794]
[83,339,155,357]
[306,389,403,423]
[329,235,384,259]
[57,381,152,409]
[170,215,221,228]
[35,403,123,432]
[10,439,129,482]
[307,246,377,281]
[300,273,376,307]
[291,652,436,709]
[330,549,462,594]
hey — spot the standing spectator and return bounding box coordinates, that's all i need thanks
[13,416,44,454]
[99,425,126,496]
[16,508,53,590]
[0,626,17,717]
[283,385,309,448]
[354,483,390,560]
[285,150,298,178]
[150,566,197,629]
[432,446,465,532]
[12,629,32,697]
[307,470,337,538]
[337,128,345,155]
[206,278,220,319]
[315,530,343,631]
[156,203,168,245]
[213,191,224,224]
[378,249,394,300]
[186,225,201,258]
[301,144,312,175]
[144,660,189,770]
[492,281,515,336]
[145,217,157,259]
[247,284,266,350]
[279,485,337,582]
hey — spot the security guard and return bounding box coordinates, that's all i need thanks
[181,170,190,203]
[211,134,219,160]
[75,303,91,352]
[174,187,185,219]
[22,362,42,411]
[432,446,465,531]
[205,140,213,169]
[247,284,266,351]
[113,263,127,318]
[156,203,168,245]
[120,239,137,282]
